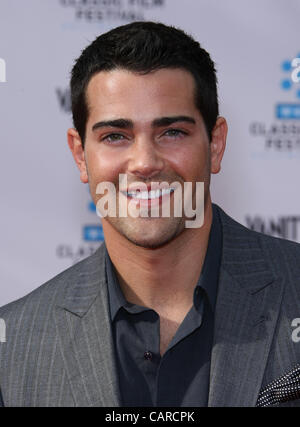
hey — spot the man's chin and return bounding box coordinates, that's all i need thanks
[107,217,184,249]
[123,232,179,249]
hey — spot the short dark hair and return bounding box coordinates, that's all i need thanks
[70,21,219,146]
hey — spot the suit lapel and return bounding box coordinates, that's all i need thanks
[208,206,284,406]
[52,204,284,407]
[54,243,121,407]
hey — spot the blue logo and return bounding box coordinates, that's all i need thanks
[88,200,96,213]
[83,225,104,242]
[83,188,104,242]
[277,53,300,119]
[276,104,300,119]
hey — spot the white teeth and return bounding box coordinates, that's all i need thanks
[126,188,174,199]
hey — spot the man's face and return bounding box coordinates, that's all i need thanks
[68,68,226,248]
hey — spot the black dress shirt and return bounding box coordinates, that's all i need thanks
[105,204,222,406]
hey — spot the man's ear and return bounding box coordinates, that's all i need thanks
[210,116,227,174]
[67,128,88,183]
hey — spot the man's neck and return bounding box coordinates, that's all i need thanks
[102,200,213,314]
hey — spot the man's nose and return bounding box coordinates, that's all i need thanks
[127,136,164,179]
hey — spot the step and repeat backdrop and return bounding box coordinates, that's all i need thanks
[0,0,299,305]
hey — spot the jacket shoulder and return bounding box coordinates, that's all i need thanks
[0,243,105,320]
[216,203,300,275]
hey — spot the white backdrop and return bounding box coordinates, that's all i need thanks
[0,0,300,306]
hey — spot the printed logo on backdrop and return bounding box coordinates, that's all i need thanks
[250,52,300,155]
[245,214,300,242]
[56,88,71,112]
[56,188,104,264]
[59,0,165,23]
[84,195,105,243]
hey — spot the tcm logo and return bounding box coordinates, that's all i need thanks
[0,319,6,343]
[277,53,300,119]
[0,58,6,83]
[83,187,104,242]
[291,58,300,84]
[83,225,104,242]
[280,54,300,94]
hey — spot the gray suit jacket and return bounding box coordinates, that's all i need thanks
[1,204,300,407]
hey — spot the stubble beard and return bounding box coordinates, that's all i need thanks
[103,214,186,249]
[101,183,210,249]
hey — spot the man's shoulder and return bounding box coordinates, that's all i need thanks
[0,243,106,321]
[217,203,300,246]
[216,204,300,272]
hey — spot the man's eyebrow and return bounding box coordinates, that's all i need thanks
[92,119,133,132]
[91,116,196,132]
[152,116,196,127]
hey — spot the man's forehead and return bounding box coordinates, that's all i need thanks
[86,67,196,97]
[86,68,198,119]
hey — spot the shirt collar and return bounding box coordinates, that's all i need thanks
[105,251,127,321]
[105,203,222,321]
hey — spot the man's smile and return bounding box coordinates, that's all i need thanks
[120,187,175,208]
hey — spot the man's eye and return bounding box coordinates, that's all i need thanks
[102,133,126,143]
[163,129,187,138]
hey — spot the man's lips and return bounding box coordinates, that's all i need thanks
[120,182,176,192]
[120,187,175,208]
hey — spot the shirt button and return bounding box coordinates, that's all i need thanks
[144,351,153,361]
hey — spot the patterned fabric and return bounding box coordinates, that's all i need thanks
[256,365,300,407]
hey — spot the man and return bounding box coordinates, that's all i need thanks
[1,21,300,407]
